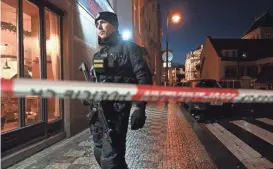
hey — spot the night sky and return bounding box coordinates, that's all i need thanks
[159,0,273,64]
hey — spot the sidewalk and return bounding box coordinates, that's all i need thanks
[7,103,216,169]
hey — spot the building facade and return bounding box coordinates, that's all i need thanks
[1,0,158,168]
[242,11,273,40]
[169,63,185,85]
[132,0,162,85]
[199,11,273,89]
[185,45,203,81]
[200,37,273,88]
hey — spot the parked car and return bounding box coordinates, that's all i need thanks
[182,79,233,119]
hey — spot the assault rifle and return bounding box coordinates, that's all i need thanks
[78,62,112,143]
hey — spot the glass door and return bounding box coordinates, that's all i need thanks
[44,6,64,135]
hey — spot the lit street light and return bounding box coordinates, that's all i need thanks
[171,14,181,23]
[165,11,181,86]
[122,30,131,40]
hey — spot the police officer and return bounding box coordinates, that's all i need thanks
[88,11,153,169]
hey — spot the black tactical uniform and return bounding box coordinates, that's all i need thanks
[89,12,153,169]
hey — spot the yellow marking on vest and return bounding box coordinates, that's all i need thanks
[94,64,103,68]
[94,59,104,63]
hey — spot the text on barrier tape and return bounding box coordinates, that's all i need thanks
[1,78,273,103]
[133,85,239,102]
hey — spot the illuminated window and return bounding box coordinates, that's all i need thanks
[1,0,62,133]
[45,8,61,122]
[23,0,41,126]
[1,0,19,133]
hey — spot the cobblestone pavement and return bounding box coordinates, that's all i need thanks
[8,102,216,169]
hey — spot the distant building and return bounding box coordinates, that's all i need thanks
[199,11,273,89]
[242,11,273,39]
[185,45,203,80]
[132,0,162,85]
[169,63,185,85]
[200,37,273,88]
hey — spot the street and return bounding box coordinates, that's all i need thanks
[1,0,273,168]
[7,102,215,169]
[5,102,273,169]
[4,102,273,169]
[181,103,273,169]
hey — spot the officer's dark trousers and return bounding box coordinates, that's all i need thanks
[90,101,132,169]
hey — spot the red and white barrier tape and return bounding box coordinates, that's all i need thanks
[1,78,273,103]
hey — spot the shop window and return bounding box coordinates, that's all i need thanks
[23,0,41,126]
[1,0,63,132]
[45,8,61,122]
[1,0,19,133]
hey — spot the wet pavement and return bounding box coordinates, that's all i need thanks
[7,102,216,169]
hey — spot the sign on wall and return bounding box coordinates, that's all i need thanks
[77,0,114,18]
[162,51,173,62]
[163,62,171,68]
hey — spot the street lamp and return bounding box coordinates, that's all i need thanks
[171,14,181,23]
[122,30,132,41]
[165,11,181,86]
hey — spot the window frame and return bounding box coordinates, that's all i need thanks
[1,0,64,156]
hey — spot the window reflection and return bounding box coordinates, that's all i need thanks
[45,8,61,122]
[23,0,42,125]
[1,0,19,133]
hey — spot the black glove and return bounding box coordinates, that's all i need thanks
[130,108,146,130]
